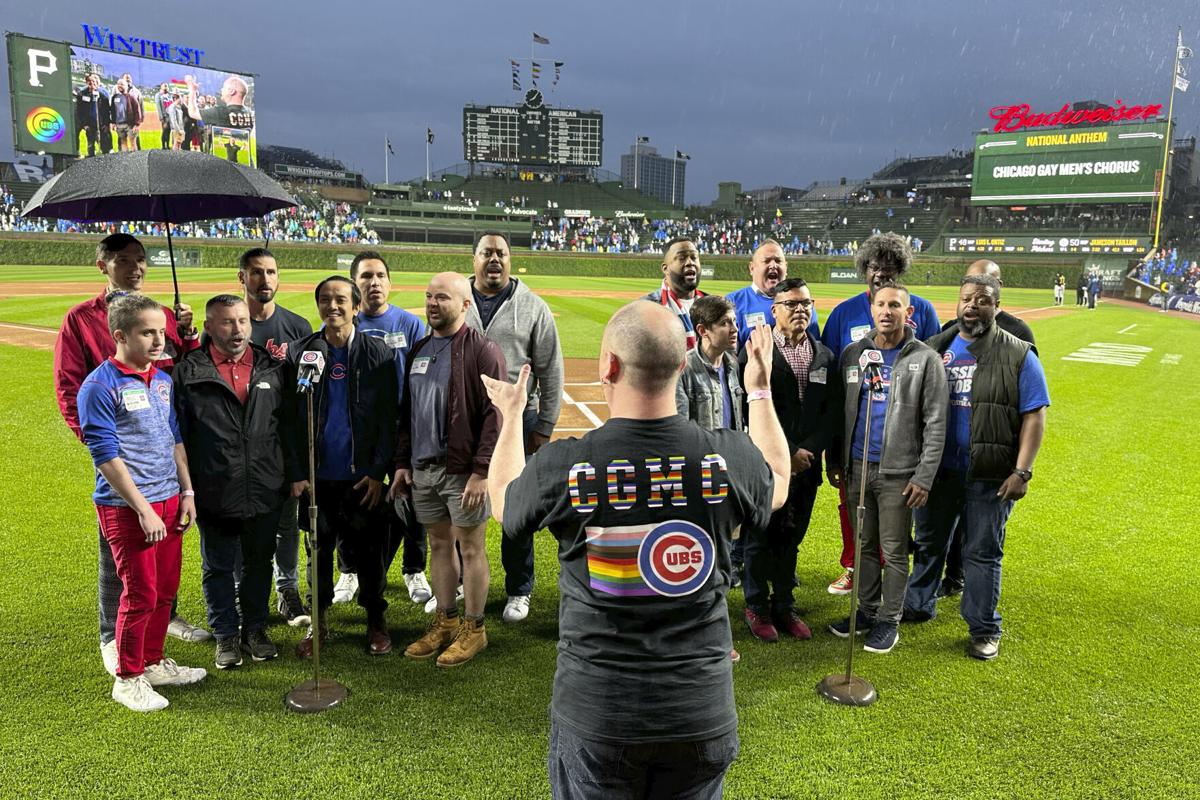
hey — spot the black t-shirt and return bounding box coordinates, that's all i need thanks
[202,102,254,129]
[250,305,312,360]
[472,280,516,329]
[503,416,773,743]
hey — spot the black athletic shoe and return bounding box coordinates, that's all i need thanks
[938,576,965,598]
[277,588,311,627]
[241,628,279,662]
[215,636,243,669]
[863,623,899,654]
[827,611,875,638]
[968,635,1000,661]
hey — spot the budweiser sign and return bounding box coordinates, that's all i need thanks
[989,101,1163,133]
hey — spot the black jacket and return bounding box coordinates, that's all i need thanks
[173,343,292,519]
[286,330,397,483]
[739,330,837,486]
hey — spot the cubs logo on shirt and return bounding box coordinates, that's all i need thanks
[329,363,348,380]
[585,520,714,598]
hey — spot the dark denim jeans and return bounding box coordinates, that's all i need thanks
[904,469,1013,637]
[548,721,738,800]
[742,476,817,616]
[199,506,284,639]
[501,408,540,596]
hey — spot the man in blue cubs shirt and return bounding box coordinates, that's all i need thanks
[726,239,819,352]
[903,274,1049,661]
[484,302,791,800]
[821,232,940,597]
[350,250,432,607]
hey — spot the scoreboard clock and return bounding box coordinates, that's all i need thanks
[463,95,603,167]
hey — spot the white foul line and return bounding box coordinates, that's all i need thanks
[1117,324,1138,335]
[562,390,604,428]
[0,321,56,333]
[1011,305,1062,316]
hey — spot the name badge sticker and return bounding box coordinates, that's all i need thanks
[908,363,921,372]
[745,312,767,329]
[122,386,151,411]
[850,325,871,342]
[846,369,859,384]
[809,367,827,384]
[411,357,431,375]
[384,331,407,350]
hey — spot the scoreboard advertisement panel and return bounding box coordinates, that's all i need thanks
[464,91,602,167]
[7,32,257,165]
[970,122,1168,206]
[944,234,1150,255]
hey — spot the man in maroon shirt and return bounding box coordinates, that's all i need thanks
[53,233,208,676]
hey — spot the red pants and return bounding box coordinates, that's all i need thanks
[96,496,182,679]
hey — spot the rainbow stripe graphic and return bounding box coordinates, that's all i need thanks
[26,107,65,143]
[585,524,655,596]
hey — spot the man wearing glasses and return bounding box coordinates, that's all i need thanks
[819,233,940,597]
[738,278,836,644]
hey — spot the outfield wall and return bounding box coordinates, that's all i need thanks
[0,233,1082,288]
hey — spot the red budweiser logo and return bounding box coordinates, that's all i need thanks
[989,101,1163,133]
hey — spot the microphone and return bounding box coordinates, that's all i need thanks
[858,348,885,393]
[297,343,328,393]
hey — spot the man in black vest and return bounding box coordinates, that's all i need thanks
[904,274,1050,661]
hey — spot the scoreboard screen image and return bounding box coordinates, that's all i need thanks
[463,91,603,167]
[970,121,1168,206]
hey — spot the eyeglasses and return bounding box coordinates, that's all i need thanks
[773,299,813,310]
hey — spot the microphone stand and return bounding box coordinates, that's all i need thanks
[286,376,349,713]
[817,364,879,707]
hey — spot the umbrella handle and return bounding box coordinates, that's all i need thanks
[163,198,181,309]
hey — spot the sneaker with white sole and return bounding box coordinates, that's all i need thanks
[863,623,899,654]
[143,657,207,687]
[502,595,531,623]
[332,572,359,604]
[827,569,853,596]
[112,675,169,712]
[277,588,311,627]
[166,614,212,642]
[101,639,118,677]
[404,572,432,604]
[424,584,464,614]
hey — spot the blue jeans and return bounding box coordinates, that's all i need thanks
[500,408,540,596]
[273,496,301,592]
[199,506,284,639]
[548,721,738,800]
[904,469,1013,637]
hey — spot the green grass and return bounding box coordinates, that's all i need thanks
[1,274,1195,798]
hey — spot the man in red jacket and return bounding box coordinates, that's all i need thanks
[53,233,208,676]
[393,272,506,668]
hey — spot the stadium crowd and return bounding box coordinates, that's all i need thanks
[1132,247,1200,294]
[0,186,378,244]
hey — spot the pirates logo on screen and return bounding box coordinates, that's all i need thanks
[26,107,66,143]
[637,520,715,597]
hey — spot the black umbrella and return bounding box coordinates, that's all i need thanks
[22,150,297,304]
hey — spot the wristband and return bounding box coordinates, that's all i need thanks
[181,490,195,497]
[747,389,772,402]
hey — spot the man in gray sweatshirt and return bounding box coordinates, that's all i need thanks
[826,281,947,654]
[465,232,564,623]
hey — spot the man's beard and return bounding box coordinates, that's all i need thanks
[960,316,990,337]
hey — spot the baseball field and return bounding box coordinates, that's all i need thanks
[0,264,1196,799]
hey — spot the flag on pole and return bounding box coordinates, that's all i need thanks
[1178,29,1193,59]
[675,150,691,160]
[1176,74,1190,93]
[427,128,434,144]
[532,61,541,86]
[553,61,563,87]
[637,136,650,144]
[533,33,550,45]
[510,59,521,91]
[386,137,395,155]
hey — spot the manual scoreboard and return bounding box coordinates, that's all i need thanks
[463,89,603,167]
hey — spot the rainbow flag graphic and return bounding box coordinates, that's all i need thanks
[585,524,655,596]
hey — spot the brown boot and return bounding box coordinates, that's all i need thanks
[367,615,392,656]
[436,617,488,668]
[404,610,460,660]
[295,621,329,659]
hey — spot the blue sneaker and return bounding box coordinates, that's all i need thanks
[827,611,874,638]
[863,623,899,654]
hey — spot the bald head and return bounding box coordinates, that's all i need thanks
[425,271,472,333]
[967,259,1003,284]
[603,301,686,394]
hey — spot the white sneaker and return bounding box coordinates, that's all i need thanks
[112,675,169,712]
[404,572,432,604]
[423,584,464,614]
[167,615,213,642]
[101,639,118,677]
[144,657,207,687]
[332,572,359,604]
[502,595,531,623]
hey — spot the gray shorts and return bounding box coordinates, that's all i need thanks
[115,124,135,137]
[412,464,490,527]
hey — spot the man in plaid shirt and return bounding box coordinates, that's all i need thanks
[738,278,837,644]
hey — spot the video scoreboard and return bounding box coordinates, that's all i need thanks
[463,89,603,167]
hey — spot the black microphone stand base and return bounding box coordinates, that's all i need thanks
[816,673,878,707]
[285,678,349,714]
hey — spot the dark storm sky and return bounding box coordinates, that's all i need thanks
[3,0,1196,203]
